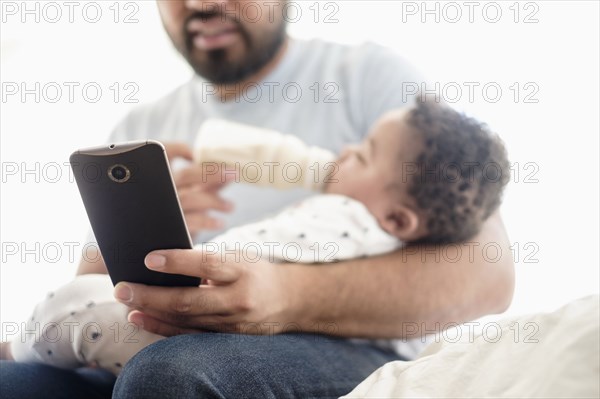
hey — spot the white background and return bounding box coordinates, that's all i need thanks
[1,1,599,339]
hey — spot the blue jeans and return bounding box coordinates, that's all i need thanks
[1,333,401,398]
[0,361,116,399]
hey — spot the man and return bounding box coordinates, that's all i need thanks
[0,1,514,397]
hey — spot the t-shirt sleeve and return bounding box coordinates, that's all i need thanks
[106,110,142,143]
[107,120,129,143]
[348,43,427,137]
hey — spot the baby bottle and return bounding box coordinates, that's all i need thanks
[194,119,336,191]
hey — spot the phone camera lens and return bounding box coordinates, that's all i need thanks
[108,164,131,183]
[112,166,126,180]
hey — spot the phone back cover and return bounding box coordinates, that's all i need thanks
[70,142,200,287]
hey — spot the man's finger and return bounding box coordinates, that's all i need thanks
[128,310,200,337]
[179,190,233,213]
[115,283,233,317]
[129,310,239,335]
[173,165,237,190]
[144,249,241,283]
[163,142,193,162]
[185,213,224,232]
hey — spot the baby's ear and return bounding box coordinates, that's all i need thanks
[380,205,421,241]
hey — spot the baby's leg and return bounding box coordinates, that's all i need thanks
[10,274,163,375]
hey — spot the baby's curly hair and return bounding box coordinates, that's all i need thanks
[405,99,510,244]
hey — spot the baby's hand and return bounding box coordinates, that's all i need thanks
[0,341,13,361]
[162,142,236,235]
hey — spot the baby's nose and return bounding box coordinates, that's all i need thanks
[341,144,360,156]
[338,146,354,162]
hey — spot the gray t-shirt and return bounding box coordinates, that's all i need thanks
[109,38,425,244]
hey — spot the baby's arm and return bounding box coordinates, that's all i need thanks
[205,195,401,264]
[9,274,163,375]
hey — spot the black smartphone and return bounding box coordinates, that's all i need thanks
[70,140,201,287]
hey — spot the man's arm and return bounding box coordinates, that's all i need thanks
[289,211,514,338]
[115,211,514,339]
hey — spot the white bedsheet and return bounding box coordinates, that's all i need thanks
[342,295,600,398]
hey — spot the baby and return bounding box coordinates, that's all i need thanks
[202,97,510,259]
[3,99,510,374]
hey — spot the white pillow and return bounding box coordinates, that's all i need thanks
[342,295,600,398]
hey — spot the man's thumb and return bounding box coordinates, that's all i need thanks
[163,142,193,161]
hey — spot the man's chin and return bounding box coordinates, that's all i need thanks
[183,28,286,85]
[190,59,252,85]
[185,46,251,84]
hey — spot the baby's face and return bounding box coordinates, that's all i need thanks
[326,110,419,225]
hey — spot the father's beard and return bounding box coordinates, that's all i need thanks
[181,16,287,85]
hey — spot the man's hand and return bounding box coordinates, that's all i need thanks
[113,250,301,336]
[164,142,236,235]
[0,341,13,361]
[112,212,514,339]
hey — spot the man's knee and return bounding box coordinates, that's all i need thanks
[111,332,390,399]
[113,333,278,398]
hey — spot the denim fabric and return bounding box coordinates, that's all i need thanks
[1,333,401,399]
[0,361,116,399]
[113,333,401,398]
